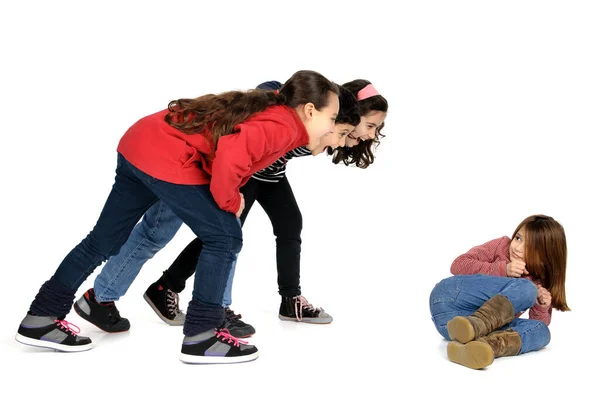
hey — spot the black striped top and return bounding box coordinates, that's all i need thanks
[252,146,312,182]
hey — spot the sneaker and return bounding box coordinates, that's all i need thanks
[279,295,333,324]
[143,281,185,325]
[180,328,259,364]
[224,307,256,338]
[73,288,130,333]
[15,314,92,352]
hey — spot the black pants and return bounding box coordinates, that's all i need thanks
[162,176,303,298]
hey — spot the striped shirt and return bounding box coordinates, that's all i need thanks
[252,146,312,182]
[450,236,553,325]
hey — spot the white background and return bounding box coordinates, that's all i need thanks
[1,1,598,396]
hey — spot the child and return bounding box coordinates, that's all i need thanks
[15,70,340,364]
[429,215,570,369]
[71,82,369,337]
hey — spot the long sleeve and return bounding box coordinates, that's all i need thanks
[527,302,552,326]
[450,237,510,277]
[209,113,299,213]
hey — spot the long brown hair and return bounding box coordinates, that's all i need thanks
[164,70,338,152]
[515,215,570,311]
[327,79,388,168]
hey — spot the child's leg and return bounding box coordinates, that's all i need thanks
[257,176,331,323]
[429,275,538,340]
[94,200,183,302]
[256,176,302,298]
[505,318,551,354]
[29,154,158,318]
[155,178,259,298]
[145,180,258,363]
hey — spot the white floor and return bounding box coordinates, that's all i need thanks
[2,1,599,396]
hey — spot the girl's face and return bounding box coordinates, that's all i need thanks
[345,111,387,147]
[303,91,339,150]
[311,123,355,155]
[510,227,526,263]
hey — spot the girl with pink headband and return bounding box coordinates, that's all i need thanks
[328,80,388,169]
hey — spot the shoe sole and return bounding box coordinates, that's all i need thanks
[447,316,475,343]
[278,315,333,324]
[447,341,494,370]
[143,293,185,326]
[179,350,259,364]
[15,333,93,352]
[73,301,130,333]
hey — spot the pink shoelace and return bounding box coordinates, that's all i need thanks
[54,319,81,336]
[293,295,320,322]
[216,328,248,348]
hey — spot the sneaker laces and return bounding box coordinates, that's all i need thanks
[293,295,322,322]
[225,307,242,321]
[166,290,182,316]
[216,328,248,347]
[54,319,81,336]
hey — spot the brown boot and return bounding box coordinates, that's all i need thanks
[447,329,522,370]
[447,294,515,343]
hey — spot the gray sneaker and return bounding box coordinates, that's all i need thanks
[15,314,92,352]
[278,295,333,324]
[180,328,259,364]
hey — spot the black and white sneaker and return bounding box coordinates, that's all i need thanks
[15,314,92,352]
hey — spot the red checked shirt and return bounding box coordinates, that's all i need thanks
[450,236,553,325]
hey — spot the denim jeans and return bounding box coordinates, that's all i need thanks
[94,201,183,302]
[31,154,241,333]
[429,275,551,354]
[93,202,239,307]
[166,176,303,298]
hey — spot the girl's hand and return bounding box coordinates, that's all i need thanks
[506,259,529,277]
[235,193,245,219]
[537,285,552,307]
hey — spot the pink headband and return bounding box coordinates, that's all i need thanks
[357,84,379,101]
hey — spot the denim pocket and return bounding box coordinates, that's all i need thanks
[430,277,462,305]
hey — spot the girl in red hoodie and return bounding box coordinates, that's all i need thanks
[16,70,340,364]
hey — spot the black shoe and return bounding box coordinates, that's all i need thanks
[180,328,259,364]
[279,295,333,324]
[16,314,92,352]
[223,307,256,338]
[73,288,130,333]
[143,281,185,325]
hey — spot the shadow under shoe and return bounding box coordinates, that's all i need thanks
[447,329,522,370]
[73,288,130,333]
[447,294,515,343]
[143,280,185,326]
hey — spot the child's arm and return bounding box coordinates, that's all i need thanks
[450,237,510,276]
[210,113,297,213]
[528,303,552,326]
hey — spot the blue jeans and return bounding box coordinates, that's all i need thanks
[429,275,551,354]
[31,154,241,333]
[93,202,238,307]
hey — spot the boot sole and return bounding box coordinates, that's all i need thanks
[180,350,259,364]
[73,301,130,333]
[447,316,475,343]
[143,293,185,326]
[447,341,494,370]
[15,333,93,352]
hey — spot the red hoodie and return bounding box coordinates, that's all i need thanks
[117,105,308,213]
